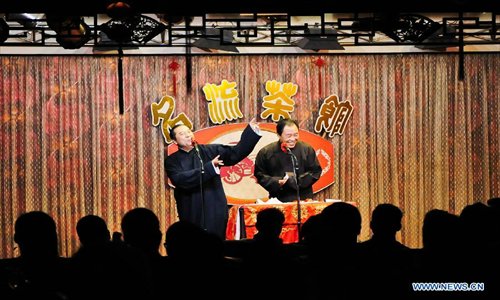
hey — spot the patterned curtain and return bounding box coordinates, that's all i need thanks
[1,53,498,257]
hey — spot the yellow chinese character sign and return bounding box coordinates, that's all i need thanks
[151,95,193,144]
[260,80,297,122]
[202,79,243,124]
[314,94,353,137]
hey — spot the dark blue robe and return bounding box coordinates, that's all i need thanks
[165,125,261,239]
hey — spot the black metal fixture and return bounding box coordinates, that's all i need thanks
[415,25,459,51]
[351,13,441,43]
[192,27,239,53]
[0,18,8,44]
[383,14,441,43]
[296,26,344,51]
[0,11,497,52]
[99,15,166,46]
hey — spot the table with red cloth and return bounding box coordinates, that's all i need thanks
[225,201,335,243]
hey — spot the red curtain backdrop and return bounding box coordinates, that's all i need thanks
[0,54,498,257]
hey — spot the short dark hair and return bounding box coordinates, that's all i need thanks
[276,118,299,136]
[169,124,185,141]
[256,208,285,235]
[257,207,285,226]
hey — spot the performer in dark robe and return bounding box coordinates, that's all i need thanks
[254,118,322,202]
[165,119,261,239]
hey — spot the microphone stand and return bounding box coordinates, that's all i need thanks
[287,148,302,241]
[194,143,206,230]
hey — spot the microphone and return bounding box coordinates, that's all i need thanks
[282,142,299,171]
[192,141,206,230]
[192,139,204,173]
[281,142,288,153]
[281,143,302,239]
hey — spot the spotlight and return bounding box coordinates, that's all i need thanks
[56,23,91,49]
[106,1,134,20]
[416,25,459,51]
[193,28,239,53]
[6,13,39,28]
[156,14,188,25]
[296,27,344,51]
[46,15,91,49]
[93,31,139,52]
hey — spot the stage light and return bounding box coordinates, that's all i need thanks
[6,13,39,28]
[415,25,459,51]
[93,31,139,52]
[156,14,186,25]
[296,27,344,51]
[46,15,91,49]
[193,28,239,53]
[106,1,133,20]
[156,15,192,43]
[56,23,91,49]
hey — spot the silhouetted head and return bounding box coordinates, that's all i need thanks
[487,197,500,209]
[487,197,500,242]
[76,215,110,247]
[320,202,361,245]
[121,207,162,254]
[422,209,460,251]
[165,221,223,261]
[300,214,322,245]
[14,211,59,259]
[370,203,403,237]
[460,202,494,246]
[255,208,285,239]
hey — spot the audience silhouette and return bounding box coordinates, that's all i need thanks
[71,213,154,300]
[304,202,362,300]
[357,203,412,299]
[164,220,237,300]
[0,211,71,300]
[120,207,168,299]
[1,198,498,300]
